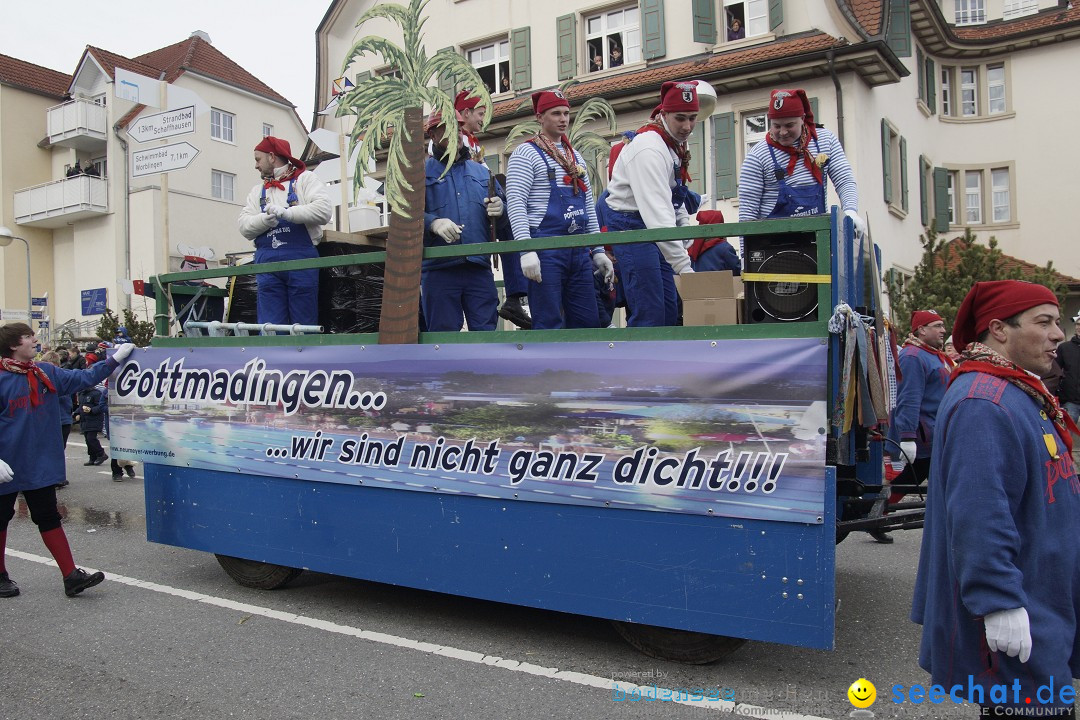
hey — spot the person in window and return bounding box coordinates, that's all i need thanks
[728,18,745,41]
[83,163,99,178]
[500,71,511,93]
[66,160,82,178]
[737,88,863,238]
[609,43,623,68]
[238,137,333,327]
[591,55,605,72]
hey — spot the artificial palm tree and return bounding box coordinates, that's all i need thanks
[502,79,618,199]
[336,0,492,344]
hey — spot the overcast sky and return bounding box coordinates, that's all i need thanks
[2,1,334,126]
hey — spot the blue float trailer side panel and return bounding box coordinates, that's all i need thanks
[144,464,836,650]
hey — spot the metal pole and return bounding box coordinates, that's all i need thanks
[18,236,31,319]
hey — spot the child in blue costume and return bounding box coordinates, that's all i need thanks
[0,323,135,597]
[912,281,1080,716]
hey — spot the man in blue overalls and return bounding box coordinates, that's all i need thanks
[505,90,613,330]
[602,81,715,327]
[421,110,509,331]
[238,137,333,326]
[737,89,861,232]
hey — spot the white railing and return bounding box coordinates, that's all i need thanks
[47,98,107,145]
[13,175,108,224]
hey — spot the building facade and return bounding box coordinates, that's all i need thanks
[310,0,1080,295]
[1,33,309,333]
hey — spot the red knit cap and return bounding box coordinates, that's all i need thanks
[767,89,814,124]
[952,280,1059,352]
[254,137,306,173]
[910,310,944,333]
[696,210,725,224]
[454,90,481,113]
[660,81,699,113]
[532,90,569,115]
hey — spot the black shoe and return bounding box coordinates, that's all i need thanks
[55,480,70,488]
[64,568,105,597]
[83,459,97,466]
[0,572,19,598]
[498,296,532,330]
[91,454,108,466]
[124,465,136,478]
[112,473,123,482]
[869,530,894,544]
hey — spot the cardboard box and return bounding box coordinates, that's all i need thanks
[677,270,743,300]
[682,298,740,327]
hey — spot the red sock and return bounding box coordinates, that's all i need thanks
[0,531,6,574]
[39,527,76,577]
[888,491,905,506]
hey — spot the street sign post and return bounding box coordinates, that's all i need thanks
[31,310,44,320]
[81,288,108,316]
[132,142,200,178]
[0,309,30,322]
[130,106,195,143]
[32,296,48,307]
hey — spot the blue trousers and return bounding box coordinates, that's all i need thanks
[421,262,498,331]
[526,247,600,330]
[500,251,529,298]
[610,242,678,327]
[254,247,319,326]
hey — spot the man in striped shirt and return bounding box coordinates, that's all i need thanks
[505,90,613,330]
[737,88,863,236]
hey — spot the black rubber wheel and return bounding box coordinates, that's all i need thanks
[214,554,303,590]
[611,621,747,664]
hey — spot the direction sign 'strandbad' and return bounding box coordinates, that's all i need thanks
[130,105,195,143]
[132,142,200,177]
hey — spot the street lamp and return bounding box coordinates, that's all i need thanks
[0,225,32,322]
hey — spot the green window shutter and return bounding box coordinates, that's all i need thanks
[926,58,936,115]
[712,112,736,200]
[353,71,371,88]
[641,0,666,60]
[916,47,925,101]
[687,122,706,197]
[485,155,501,176]
[886,0,912,57]
[556,14,577,81]
[809,96,820,126]
[436,47,456,95]
[919,155,929,226]
[769,0,783,31]
[933,167,949,232]
[881,119,892,204]
[899,137,909,212]
[511,27,532,91]
[692,0,717,44]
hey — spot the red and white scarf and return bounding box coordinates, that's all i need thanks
[0,357,56,407]
[636,122,691,184]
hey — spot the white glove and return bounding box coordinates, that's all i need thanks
[264,203,287,219]
[899,441,917,466]
[844,209,867,239]
[0,459,12,483]
[112,343,136,363]
[484,196,504,218]
[984,607,1031,663]
[680,267,695,275]
[520,251,542,283]
[592,252,614,285]
[263,214,279,228]
[431,218,463,243]
[280,206,295,223]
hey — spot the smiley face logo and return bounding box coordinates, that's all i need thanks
[848,678,876,708]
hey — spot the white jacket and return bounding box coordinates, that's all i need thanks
[238,170,333,243]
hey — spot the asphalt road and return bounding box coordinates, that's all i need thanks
[1,442,989,720]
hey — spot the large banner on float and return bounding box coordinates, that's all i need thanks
[109,339,828,524]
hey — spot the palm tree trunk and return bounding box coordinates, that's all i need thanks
[377,106,426,344]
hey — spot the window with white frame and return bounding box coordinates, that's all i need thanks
[991,168,1010,223]
[960,68,978,117]
[1003,0,1038,19]
[211,108,235,143]
[585,6,641,72]
[941,68,952,115]
[262,123,273,137]
[987,65,1006,115]
[377,66,403,79]
[955,0,986,25]
[467,40,511,95]
[743,111,767,155]
[965,171,982,224]
[946,171,958,225]
[211,170,236,202]
[723,0,768,41]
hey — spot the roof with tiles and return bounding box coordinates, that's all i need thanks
[952,2,1080,40]
[489,32,844,121]
[848,0,885,36]
[85,35,291,107]
[940,238,1079,285]
[0,53,71,98]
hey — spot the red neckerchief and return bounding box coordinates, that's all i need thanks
[903,334,956,370]
[765,125,823,184]
[0,357,57,407]
[687,238,727,262]
[949,341,1079,456]
[532,134,587,194]
[263,165,300,191]
[636,122,691,183]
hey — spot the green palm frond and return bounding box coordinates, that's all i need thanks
[340,36,413,79]
[503,121,539,153]
[571,97,617,136]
